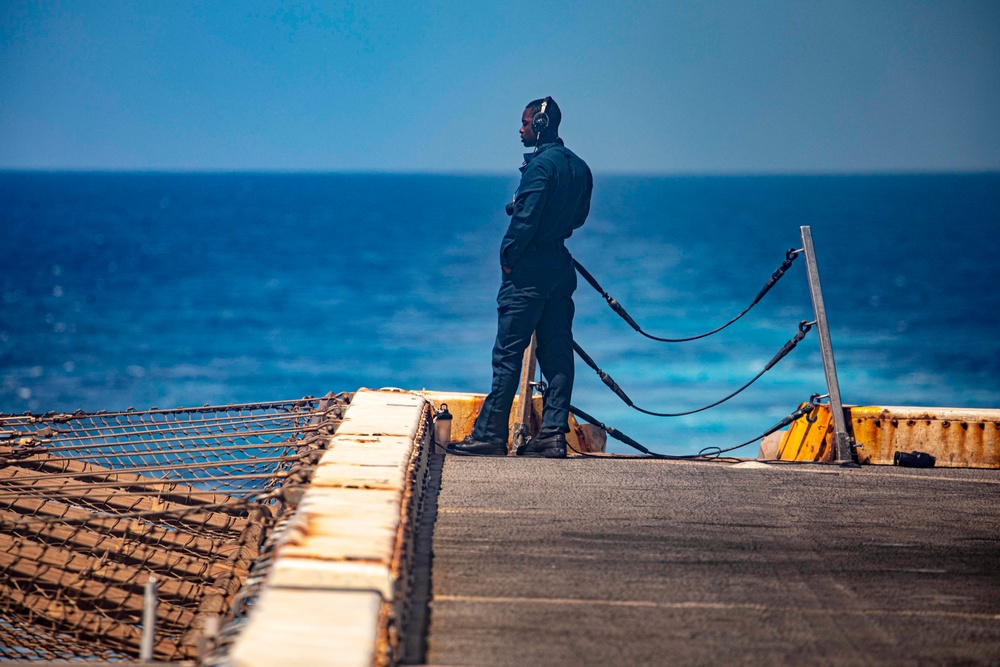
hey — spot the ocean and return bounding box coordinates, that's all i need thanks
[2,172,998,455]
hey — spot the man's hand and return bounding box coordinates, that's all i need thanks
[502,266,512,274]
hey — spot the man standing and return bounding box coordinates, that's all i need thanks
[449,97,593,459]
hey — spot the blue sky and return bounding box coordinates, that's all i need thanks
[2,1,998,173]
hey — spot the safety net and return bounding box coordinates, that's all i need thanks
[0,394,348,662]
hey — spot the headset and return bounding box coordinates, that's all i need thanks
[507,97,552,213]
[531,98,550,137]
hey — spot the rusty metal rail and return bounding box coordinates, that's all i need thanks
[0,395,348,662]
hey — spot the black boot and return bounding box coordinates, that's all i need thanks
[447,436,508,457]
[516,430,567,458]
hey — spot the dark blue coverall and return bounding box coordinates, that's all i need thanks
[471,138,593,443]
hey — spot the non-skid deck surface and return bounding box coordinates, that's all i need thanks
[421,456,1000,666]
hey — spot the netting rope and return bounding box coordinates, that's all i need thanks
[0,394,349,662]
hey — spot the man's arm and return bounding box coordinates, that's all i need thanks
[570,167,593,231]
[500,161,550,271]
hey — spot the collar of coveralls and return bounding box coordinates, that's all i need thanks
[522,136,565,166]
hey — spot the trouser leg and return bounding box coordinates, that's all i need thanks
[472,282,543,443]
[534,289,575,433]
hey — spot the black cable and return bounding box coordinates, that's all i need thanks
[693,402,815,457]
[573,248,801,343]
[573,320,813,418]
[569,404,686,458]
[569,402,815,460]
[635,369,767,418]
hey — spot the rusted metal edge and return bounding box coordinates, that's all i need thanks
[378,397,433,667]
[764,404,1000,469]
[224,389,433,667]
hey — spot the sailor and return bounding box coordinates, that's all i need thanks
[449,96,593,458]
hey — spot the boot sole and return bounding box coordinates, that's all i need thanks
[446,447,508,457]
[517,447,566,459]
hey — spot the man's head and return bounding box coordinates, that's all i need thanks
[519,96,561,147]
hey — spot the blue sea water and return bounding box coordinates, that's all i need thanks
[1,172,998,455]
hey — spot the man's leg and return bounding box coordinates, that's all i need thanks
[533,290,575,434]
[515,264,575,459]
[471,281,544,444]
[535,263,577,434]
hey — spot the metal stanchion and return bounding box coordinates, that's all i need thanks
[800,225,856,462]
[140,576,158,662]
[197,614,221,662]
[511,333,538,454]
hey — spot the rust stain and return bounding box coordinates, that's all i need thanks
[852,408,999,468]
[775,404,999,468]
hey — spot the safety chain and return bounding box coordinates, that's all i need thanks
[573,320,814,418]
[573,248,801,343]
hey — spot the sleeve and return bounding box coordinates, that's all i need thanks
[500,160,550,270]
[571,164,593,231]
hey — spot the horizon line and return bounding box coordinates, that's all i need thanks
[2,167,999,178]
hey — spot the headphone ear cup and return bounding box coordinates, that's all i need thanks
[532,111,549,135]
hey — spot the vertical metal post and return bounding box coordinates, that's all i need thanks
[140,576,158,662]
[511,333,538,454]
[800,226,855,462]
[197,613,221,662]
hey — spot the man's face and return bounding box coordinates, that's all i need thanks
[519,107,537,147]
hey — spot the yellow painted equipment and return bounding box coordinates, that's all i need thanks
[419,390,606,455]
[850,406,1000,468]
[773,404,1000,468]
[776,403,836,463]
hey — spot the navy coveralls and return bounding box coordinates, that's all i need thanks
[472,138,593,443]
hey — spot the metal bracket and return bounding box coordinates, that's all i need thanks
[800,226,856,462]
[511,333,538,454]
